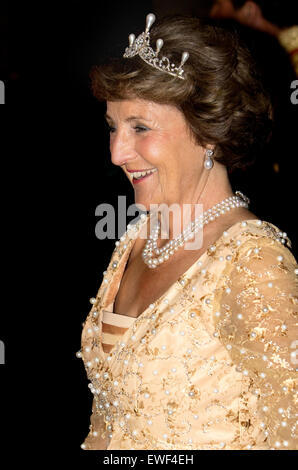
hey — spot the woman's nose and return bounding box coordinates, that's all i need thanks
[110,130,135,167]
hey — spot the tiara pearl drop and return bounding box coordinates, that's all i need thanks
[123,13,190,80]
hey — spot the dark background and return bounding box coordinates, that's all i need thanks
[1,0,298,457]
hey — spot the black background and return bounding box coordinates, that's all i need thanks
[1,0,298,458]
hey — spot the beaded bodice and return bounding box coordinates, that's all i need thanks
[78,215,298,450]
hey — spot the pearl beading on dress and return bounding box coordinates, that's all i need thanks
[78,216,298,450]
[77,214,298,450]
[142,191,250,268]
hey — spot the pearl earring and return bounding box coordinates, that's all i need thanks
[204,149,214,170]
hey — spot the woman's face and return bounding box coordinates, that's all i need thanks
[105,99,206,210]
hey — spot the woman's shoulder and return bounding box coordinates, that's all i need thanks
[221,215,297,271]
[220,207,257,230]
[219,208,289,245]
[228,217,290,246]
[209,216,298,300]
[202,205,296,267]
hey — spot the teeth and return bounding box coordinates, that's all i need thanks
[131,168,157,179]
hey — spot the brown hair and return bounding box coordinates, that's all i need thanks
[89,15,273,172]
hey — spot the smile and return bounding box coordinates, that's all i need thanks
[130,168,157,183]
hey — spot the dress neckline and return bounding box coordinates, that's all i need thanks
[110,216,261,318]
[98,218,270,362]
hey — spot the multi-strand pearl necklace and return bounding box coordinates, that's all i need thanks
[142,191,250,268]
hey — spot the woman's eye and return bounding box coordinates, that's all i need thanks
[134,126,148,133]
[106,125,148,134]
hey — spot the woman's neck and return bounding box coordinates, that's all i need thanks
[156,162,235,241]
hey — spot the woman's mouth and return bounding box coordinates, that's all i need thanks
[130,168,157,184]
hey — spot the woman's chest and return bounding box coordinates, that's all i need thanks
[113,269,171,318]
[113,247,207,318]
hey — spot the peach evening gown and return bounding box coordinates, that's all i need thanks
[78,214,298,450]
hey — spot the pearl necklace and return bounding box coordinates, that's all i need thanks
[142,191,250,268]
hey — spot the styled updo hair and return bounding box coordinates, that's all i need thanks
[89,15,273,172]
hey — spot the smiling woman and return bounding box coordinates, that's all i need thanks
[104,98,216,210]
[78,13,298,451]
[90,15,273,172]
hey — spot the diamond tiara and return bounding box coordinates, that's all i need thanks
[123,13,189,80]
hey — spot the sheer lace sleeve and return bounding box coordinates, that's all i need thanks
[215,237,298,450]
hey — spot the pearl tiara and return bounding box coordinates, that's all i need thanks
[123,13,190,80]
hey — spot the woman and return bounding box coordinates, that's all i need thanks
[77,13,298,450]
